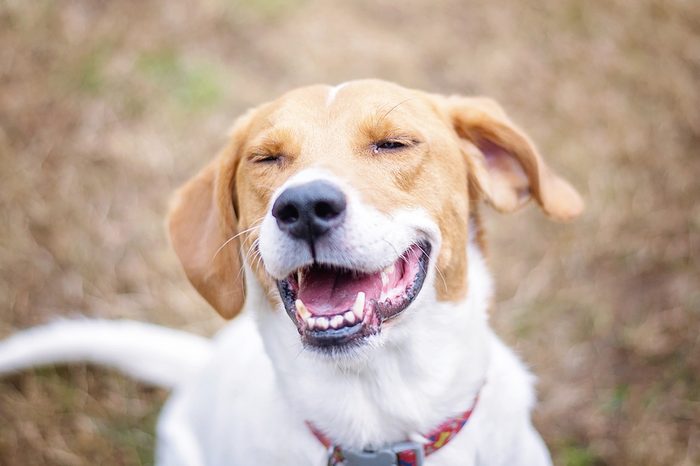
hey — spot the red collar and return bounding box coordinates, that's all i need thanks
[307,392,479,466]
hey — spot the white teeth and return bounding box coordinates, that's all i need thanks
[343,311,356,325]
[385,264,395,275]
[330,315,344,329]
[296,299,310,320]
[316,316,329,330]
[301,292,366,332]
[297,269,305,288]
[352,291,365,319]
[306,317,317,330]
[381,271,388,287]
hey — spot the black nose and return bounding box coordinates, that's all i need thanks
[272,181,347,243]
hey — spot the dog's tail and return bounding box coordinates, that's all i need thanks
[0,319,214,389]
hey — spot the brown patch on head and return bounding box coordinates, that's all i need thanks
[169,80,583,317]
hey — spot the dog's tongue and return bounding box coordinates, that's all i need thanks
[298,267,383,316]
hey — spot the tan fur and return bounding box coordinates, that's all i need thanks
[168,80,583,318]
[167,112,255,318]
[446,96,584,221]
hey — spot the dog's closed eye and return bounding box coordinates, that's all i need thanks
[251,153,284,164]
[371,138,419,154]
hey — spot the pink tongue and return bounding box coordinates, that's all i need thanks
[298,268,382,316]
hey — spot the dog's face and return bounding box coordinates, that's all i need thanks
[168,80,582,354]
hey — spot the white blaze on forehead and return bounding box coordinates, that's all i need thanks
[269,167,341,205]
[326,82,349,106]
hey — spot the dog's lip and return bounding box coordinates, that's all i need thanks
[276,241,431,349]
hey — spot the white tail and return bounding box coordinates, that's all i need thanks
[0,320,213,389]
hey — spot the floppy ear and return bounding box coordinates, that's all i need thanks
[168,126,249,319]
[447,96,584,221]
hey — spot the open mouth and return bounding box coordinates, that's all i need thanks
[276,241,431,349]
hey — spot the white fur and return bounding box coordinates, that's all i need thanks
[0,179,552,466]
[327,82,349,106]
[150,241,551,465]
[0,319,212,388]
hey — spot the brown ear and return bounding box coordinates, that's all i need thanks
[168,130,248,319]
[447,96,583,221]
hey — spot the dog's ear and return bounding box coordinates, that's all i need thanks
[168,117,252,319]
[446,96,583,221]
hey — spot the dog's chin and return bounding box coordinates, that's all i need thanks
[276,241,431,354]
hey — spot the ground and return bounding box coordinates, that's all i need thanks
[0,0,698,464]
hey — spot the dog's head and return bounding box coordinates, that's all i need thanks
[168,80,582,354]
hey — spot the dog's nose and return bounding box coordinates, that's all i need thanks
[272,181,347,243]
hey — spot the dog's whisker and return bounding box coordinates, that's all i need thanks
[382,238,402,260]
[211,235,240,261]
[416,243,448,292]
[237,238,263,279]
[377,98,415,124]
[211,218,264,261]
[253,251,265,273]
[232,238,262,284]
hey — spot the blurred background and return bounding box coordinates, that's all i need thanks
[0,0,698,464]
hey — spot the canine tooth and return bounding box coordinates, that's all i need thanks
[297,269,305,288]
[381,271,388,287]
[330,315,344,329]
[352,292,365,319]
[316,316,329,330]
[343,311,356,325]
[385,264,395,275]
[306,317,317,330]
[295,299,310,320]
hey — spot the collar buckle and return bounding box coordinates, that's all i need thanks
[339,441,424,466]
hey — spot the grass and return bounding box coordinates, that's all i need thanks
[560,444,600,466]
[0,0,698,464]
[137,48,227,112]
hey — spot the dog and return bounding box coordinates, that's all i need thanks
[0,79,583,465]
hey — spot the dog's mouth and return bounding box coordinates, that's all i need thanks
[276,241,431,349]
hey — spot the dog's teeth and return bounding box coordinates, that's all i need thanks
[306,317,316,330]
[343,311,356,325]
[297,269,305,288]
[295,299,311,320]
[330,315,344,329]
[316,316,329,330]
[381,271,389,287]
[385,264,395,275]
[352,292,365,319]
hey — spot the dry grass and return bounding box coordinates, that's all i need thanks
[0,0,698,464]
